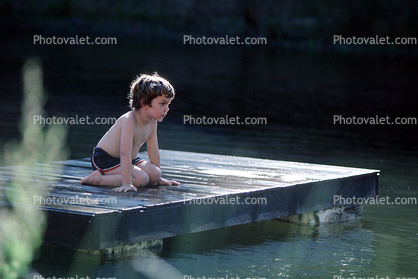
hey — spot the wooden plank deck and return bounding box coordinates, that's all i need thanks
[0,150,379,252]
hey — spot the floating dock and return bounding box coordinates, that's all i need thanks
[0,150,379,253]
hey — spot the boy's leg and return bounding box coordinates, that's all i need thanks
[80,165,149,187]
[135,161,162,185]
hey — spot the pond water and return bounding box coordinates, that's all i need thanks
[1,33,417,279]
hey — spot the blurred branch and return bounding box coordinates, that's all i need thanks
[0,58,68,279]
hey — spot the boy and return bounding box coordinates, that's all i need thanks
[80,73,179,192]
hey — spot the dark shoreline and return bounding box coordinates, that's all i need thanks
[1,0,418,57]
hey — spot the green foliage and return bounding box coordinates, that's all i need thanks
[0,58,68,279]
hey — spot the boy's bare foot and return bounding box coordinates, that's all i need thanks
[79,170,102,185]
[157,178,180,186]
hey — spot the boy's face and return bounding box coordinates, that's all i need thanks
[145,95,172,122]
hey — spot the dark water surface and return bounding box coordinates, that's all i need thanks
[1,34,417,279]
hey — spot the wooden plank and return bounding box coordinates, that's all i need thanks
[0,150,379,251]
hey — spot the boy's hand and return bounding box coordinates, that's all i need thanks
[112,184,138,192]
[157,178,180,186]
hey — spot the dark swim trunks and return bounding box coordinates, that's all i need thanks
[91,147,144,174]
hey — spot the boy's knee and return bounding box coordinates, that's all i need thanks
[134,172,149,187]
[148,167,162,184]
[141,174,150,186]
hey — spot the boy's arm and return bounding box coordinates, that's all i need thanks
[147,122,180,186]
[114,115,137,192]
[146,121,160,167]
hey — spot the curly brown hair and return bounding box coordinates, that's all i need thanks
[129,73,175,110]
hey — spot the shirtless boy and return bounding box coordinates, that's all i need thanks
[80,73,179,192]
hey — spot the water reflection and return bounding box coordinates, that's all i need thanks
[32,219,376,279]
